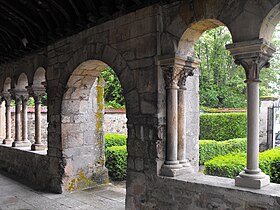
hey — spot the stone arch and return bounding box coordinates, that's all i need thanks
[15,73,28,90]
[177,19,229,57]
[33,67,46,87]
[61,58,129,192]
[3,77,11,92]
[260,2,280,42]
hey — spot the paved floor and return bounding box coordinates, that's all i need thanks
[0,172,126,210]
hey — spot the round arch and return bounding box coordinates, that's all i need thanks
[59,42,136,191]
[33,67,46,87]
[3,77,11,93]
[15,73,28,90]
[177,19,230,57]
[260,3,280,42]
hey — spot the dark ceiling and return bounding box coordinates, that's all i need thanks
[0,0,171,64]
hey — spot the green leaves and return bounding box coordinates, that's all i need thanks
[195,26,246,108]
[105,145,127,181]
[200,113,247,141]
[100,67,125,108]
[204,148,280,183]
[199,138,246,165]
[104,134,127,148]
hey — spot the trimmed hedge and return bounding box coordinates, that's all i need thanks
[104,134,127,148]
[199,138,246,165]
[204,148,280,183]
[105,145,127,181]
[200,113,247,141]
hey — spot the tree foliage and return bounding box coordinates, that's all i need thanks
[100,67,125,108]
[195,26,246,108]
[195,26,280,108]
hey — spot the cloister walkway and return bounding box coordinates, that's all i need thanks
[0,171,125,210]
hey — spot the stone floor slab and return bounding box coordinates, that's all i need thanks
[0,171,126,210]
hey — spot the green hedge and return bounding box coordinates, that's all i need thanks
[199,138,246,165]
[104,134,127,148]
[204,148,280,183]
[200,113,247,141]
[105,145,127,181]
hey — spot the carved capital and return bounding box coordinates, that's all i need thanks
[159,56,200,89]
[27,86,46,103]
[1,91,12,105]
[226,39,275,81]
[178,56,200,88]
[162,65,181,89]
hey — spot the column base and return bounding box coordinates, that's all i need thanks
[179,159,191,167]
[161,163,193,177]
[12,140,31,147]
[31,143,45,151]
[2,138,13,145]
[235,171,270,189]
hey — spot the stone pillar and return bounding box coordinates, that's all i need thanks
[2,93,13,144]
[12,94,22,147]
[177,56,199,167]
[160,56,194,176]
[227,39,276,189]
[21,94,31,146]
[27,86,46,151]
[0,99,5,141]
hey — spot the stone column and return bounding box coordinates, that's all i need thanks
[28,87,46,151]
[12,94,22,147]
[160,56,192,176]
[177,57,199,167]
[21,94,31,146]
[2,93,13,144]
[227,39,275,189]
[0,99,5,141]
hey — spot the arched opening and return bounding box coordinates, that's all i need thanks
[175,19,237,171]
[61,59,127,201]
[27,67,48,150]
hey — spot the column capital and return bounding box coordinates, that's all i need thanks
[26,86,46,102]
[1,91,12,104]
[159,56,199,88]
[178,56,200,88]
[226,39,276,81]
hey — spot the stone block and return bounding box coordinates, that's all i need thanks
[135,34,157,59]
[135,158,144,171]
[140,93,157,114]
[127,58,154,70]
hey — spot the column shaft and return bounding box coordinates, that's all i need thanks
[21,98,28,142]
[246,81,260,172]
[12,98,22,146]
[5,103,11,139]
[177,88,187,164]
[165,86,179,165]
[35,101,42,144]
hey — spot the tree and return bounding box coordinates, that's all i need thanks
[100,67,125,108]
[195,25,280,109]
[195,26,246,108]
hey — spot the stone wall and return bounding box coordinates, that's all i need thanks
[135,173,280,210]
[104,110,127,135]
[0,145,58,192]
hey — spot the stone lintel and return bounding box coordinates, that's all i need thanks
[235,174,270,189]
